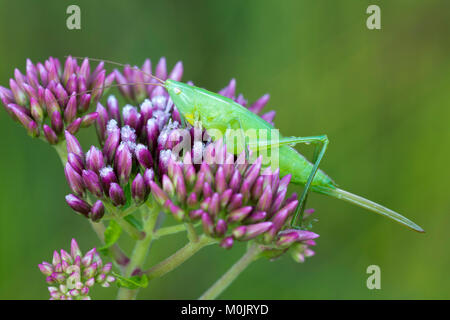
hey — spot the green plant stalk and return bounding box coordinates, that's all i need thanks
[53,140,68,163]
[153,222,201,239]
[145,235,216,280]
[185,222,198,242]
[89,220,129,271]
[115,216,146,240]
[116,208,159,300]
[199,243,263,300]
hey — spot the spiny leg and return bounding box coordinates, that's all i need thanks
[291,135,328,228]
[249,135,329,228]
[294,140,322,227]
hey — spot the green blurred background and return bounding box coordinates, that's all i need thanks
[0,0,449,299]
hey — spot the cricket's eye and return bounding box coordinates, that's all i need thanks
[173,87,181,95]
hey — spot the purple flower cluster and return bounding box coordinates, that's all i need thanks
[63,94,169,217]
[38,239,115,300]
[152,133,319,261]
[63,66,180,218]
[1,56,320,264]
[0,56,113,143]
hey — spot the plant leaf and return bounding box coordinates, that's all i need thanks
[124,214,143,231]
[113,273,148,289]
[99,220,122,254]
[122,182,132,210]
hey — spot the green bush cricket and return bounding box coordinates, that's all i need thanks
[75,57,425,233]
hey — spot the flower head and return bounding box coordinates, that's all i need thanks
[0,56,114,143]
[151,133,319,262]
[59,57,318,263]
[38,239,115,300]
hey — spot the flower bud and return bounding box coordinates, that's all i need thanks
[103,121,120,162]
[131,173,148,203]
[135,144,153,169]
[86,146,104,173]
[65,194,91,216]
[43,124,58,145]
[114,142,132,185]
[65,131,84,160]
[65,163,85,197]
[82,170,103,198]
[220,237,234,249]
[109,183,126,206]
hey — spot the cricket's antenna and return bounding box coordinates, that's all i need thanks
[56,81,164,104]
[68,56,166,84]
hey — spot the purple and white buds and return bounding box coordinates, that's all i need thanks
[276,229,319,246]
[0,56,112,142]
[109,183,126,207]
[39,239,115,300]
[135,144,153,169]
[103,120,121,162]
[86,146,104,173]
[82,170,103,198]
[114,143,132,185]
[132,173,148,203]
[99,166,117,193]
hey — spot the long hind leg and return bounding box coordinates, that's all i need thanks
[249,135,329,228]
[291,135,328,228]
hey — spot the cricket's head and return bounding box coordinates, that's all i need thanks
[165,79,196,123]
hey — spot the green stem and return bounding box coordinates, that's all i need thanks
[185,223,198,242]
[145,235,216,280]
[154,224,187,239]
[198,243,263,300]
[153,222,201,239]
[53,140,68,164]
[116,209,159,300]
[116,217,146,240]
[103,202,145,240]
[89,221,129,270]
